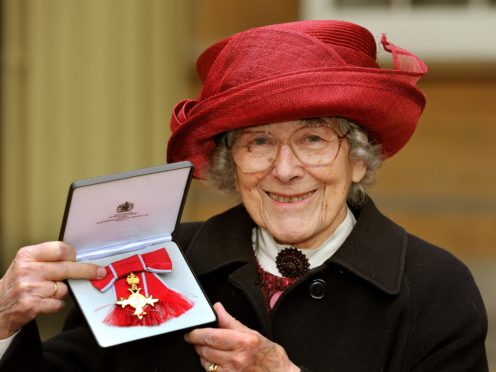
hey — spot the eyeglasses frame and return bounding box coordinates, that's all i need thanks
[227,123,350,173]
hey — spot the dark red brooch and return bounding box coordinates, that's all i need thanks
[275,247,310,279]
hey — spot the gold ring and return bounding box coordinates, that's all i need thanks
[207,363,218,372]
[51,282,58,298]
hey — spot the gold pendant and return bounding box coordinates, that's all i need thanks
[116,272,159,319]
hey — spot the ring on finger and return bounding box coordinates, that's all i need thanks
[208,363,218,372]
[51,282,58,298]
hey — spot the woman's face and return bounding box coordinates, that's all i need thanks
[234,121,366,249]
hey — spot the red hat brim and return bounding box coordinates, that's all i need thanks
[168,68,425,178]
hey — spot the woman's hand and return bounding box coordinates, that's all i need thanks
[184,302,300,372]
[0,241,106,339]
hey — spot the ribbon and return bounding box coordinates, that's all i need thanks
[90,248,193,327]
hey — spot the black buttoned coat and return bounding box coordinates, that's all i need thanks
[1,199,488,371]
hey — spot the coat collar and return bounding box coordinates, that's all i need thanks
[186,204,256,274]
[186,198,406,296]
[329,198,406,295]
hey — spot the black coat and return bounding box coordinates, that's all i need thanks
[1,199,488,371]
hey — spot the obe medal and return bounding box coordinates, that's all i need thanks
[115,272,159,319]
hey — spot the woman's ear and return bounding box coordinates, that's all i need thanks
[351,159,367,183]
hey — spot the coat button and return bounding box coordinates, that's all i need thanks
[308,279,326,300]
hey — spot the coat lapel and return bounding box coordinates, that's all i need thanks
[185,205,255,275]
[185,205,271,334]
[330,198,407,295]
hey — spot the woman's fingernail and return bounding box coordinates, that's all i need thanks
[97,267,107,278]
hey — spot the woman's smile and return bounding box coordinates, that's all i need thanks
[265,190,317,204]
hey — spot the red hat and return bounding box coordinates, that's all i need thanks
[167,20,428,178]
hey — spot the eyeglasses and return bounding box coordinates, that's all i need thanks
[229,123,348,173]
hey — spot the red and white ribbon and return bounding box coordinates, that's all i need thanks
[90,248,193,327]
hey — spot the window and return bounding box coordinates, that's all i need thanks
[300,0,496,60]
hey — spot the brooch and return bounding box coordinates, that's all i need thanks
[275,247,310,279]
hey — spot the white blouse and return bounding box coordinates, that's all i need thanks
[253,207,356,277]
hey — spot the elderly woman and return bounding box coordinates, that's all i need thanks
[0,20,488,371]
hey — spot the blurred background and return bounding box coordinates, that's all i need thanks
[1,0,494,368]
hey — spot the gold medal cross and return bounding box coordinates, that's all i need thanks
[116,272,159,319]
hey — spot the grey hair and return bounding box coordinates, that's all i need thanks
[204,117,383,206]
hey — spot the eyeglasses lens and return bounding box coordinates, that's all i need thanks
[231,124,342,172]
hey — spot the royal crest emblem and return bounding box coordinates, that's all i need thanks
[116,201,134,213]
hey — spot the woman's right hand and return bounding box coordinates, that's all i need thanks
[0,241,106,339]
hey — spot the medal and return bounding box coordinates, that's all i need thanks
[115,272,159,319]
[90,248,193,327]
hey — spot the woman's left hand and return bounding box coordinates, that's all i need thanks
[184,302,300,372]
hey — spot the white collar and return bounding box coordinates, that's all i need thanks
[252,206,356,277]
